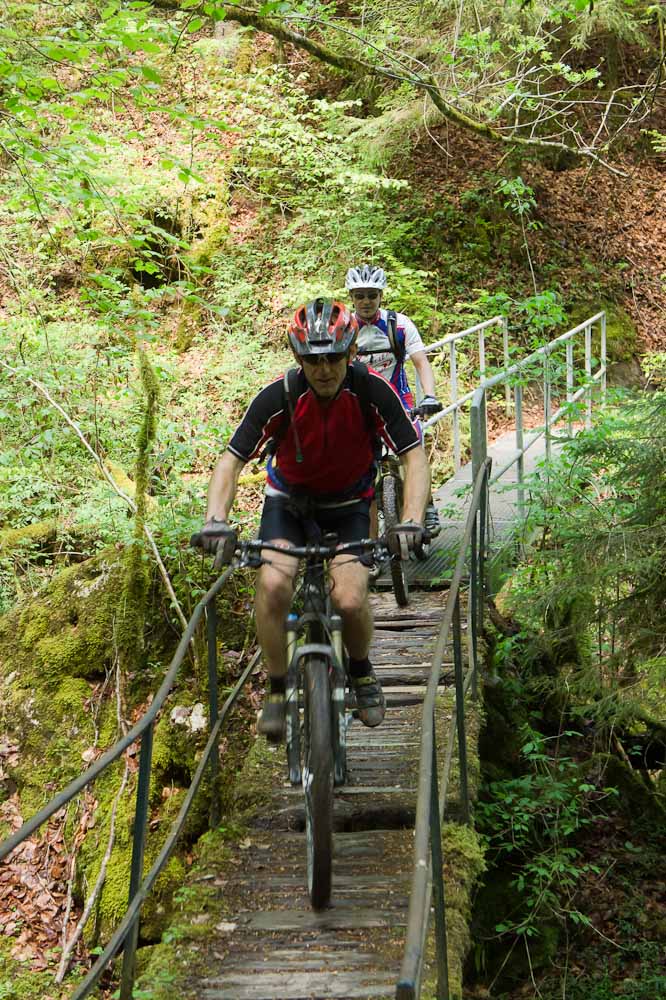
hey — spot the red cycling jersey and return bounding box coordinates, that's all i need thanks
[227,366,419,500]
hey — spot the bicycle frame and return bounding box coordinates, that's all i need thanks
[285,554,348,788]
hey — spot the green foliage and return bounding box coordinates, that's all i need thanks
[641,350,666,387]
[495,176,538,223]
[536,936,666,999]
[477,728,613,937]
[646,129,666,155]
[477,287,566,342]
[511,391,666,679]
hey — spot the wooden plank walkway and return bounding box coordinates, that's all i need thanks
[192,590,452,1000]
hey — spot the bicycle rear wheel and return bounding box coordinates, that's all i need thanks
[303,656,334,910]
[382,474,410,607]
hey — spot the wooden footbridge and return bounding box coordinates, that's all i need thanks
[0,312,608,1000]
[187,591,466,1000]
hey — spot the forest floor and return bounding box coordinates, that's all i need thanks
[399,121,666,352]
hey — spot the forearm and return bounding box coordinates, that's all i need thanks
[399,446,430,524]
[410,351,436,397]
[206,451,246,521]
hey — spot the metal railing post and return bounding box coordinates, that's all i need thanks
[502,315,510,413]
[478,465,488,626]
[430,739,450,1000]
[470,387,487,485]
[452,598,470,825]
[566,339,574,436]
[207,600,221,828]
[585,322,592,429]
[470,516,478,701]
[478,326,486,382]
[450,340,460,472]
[515,383,524,519]
[120,723,154,1000]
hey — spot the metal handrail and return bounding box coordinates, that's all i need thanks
[397,315,606,995]
[397,443,491,1000]
[425,312,606,500]
[480,311,606,505]
[0,566,257,1000]
[420,316,509,473]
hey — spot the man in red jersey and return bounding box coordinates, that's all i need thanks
[200,299,430,742]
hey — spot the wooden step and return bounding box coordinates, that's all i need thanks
[203,970,397,999]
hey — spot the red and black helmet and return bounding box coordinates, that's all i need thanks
[288,298,358,358]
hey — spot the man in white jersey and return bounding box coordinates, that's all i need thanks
[346,263,442,537]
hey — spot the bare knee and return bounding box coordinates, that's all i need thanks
[332,582,367,619]
[257,568,293,616]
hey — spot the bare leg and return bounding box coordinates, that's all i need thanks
[255,540,299,678]
[330,554,384,727]
[329,556,372,659]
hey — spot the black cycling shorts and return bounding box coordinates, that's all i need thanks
[258,495,371,547]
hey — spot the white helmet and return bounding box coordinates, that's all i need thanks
[345,263,387,291]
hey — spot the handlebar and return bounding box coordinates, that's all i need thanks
[190,533,388,562]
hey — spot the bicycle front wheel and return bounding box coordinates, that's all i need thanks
[382,474,410,607]
[303,656,334,911]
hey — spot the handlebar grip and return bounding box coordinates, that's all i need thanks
[190,533,203,548]
[412,403,443,419]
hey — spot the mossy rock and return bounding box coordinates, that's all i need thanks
[568,301,639,364]
[0,519,58,556]
[75,764,190,945]
[418,822,486,1000]
[0,937,77,1000]
[233,731,285,819]
[0,551,213,938]
[588,752,666,826]
[0,550,136,819]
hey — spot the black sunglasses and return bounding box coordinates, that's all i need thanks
[301,353,349,367]
[352,290,381,300]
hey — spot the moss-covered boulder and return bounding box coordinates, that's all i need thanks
[568,301,639,365]
[0,550,129,820]
[0,519,59,557]
[0,545,255,978]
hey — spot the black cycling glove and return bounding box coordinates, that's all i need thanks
[387,521,425,560]
[200,518,237,568]
[419,395,443,416]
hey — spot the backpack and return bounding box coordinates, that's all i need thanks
[386,310,406,366]
[357,309,406,367]
[264,360,377,463]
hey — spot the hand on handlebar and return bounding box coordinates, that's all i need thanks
[199,518,238,569]
[386,521,425,560]
[418,395,443,417]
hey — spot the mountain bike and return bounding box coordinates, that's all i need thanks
[375,402,442,607]
[192,531,386,910]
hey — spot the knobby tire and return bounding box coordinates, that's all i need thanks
[382,474,409,607]
[303,656,334,910]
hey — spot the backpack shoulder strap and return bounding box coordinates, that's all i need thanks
[283,367,299,414]
[282,367,304,463]
[386,309,406,366]
[260,368,302,461]
[349,360,375,435]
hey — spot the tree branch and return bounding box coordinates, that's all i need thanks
[221,4,629,174]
